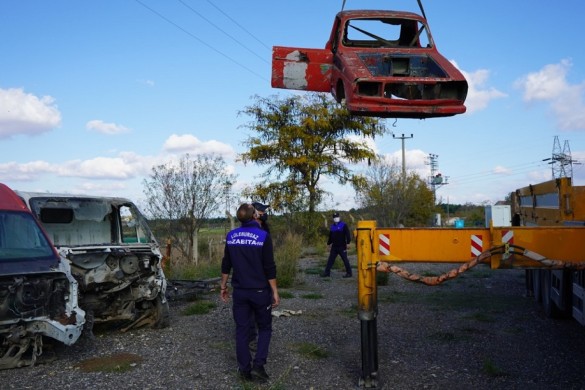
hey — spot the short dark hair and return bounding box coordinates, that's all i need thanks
[236,203,255,223]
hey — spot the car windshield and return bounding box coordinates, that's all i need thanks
[344,17,430,48]
[0,211,55,260]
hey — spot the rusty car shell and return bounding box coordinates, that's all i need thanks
[16,191,169,333]
[0,184,85,369]
[272,10,468,119]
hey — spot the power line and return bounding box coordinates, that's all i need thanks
[206,0,271,51]
[177,0,269,64]
[134,0,268,82]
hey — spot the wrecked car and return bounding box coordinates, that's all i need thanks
[16,191,169,333]
[272,10,468,119]
[0,183,85,369]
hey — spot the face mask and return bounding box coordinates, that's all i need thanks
[333,217,340,223]
[259,213,268,222]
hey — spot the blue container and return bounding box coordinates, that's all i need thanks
[454,220,464,228]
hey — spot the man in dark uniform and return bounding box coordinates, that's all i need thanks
[248,201,271,350]
[252,201,270,234]
[320,212,353,278]
[220,203,280,382]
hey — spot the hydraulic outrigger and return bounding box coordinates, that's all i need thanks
[355,220,585,387]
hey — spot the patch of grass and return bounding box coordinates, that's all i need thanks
[301,293,323,300]
[464,312,496,323]
[482,358,509,377]
[376,271,389,286]
[279,290,295,299]
[339,305,357,318]
[275,232,303,288]
[294,342,329,359]
[304,267,322,275]
[428,331,457,343]
[77,353,142,373]
[167,258,222,280]
[182,300,216,315]
[378,290,409,303]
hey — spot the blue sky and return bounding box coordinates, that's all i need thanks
[2,0,585,213]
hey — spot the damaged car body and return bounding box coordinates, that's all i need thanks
[16,192,169,333]
[0,184,85,369]
[272,10,468,119]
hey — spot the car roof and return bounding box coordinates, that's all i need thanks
[0,183,29,212]
[337,9,425,21]
[16,190,133,205]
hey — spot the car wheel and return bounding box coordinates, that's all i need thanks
[151,294,170,329]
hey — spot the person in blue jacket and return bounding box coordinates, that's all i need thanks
[220,203,280,383]
[320,212,353,278]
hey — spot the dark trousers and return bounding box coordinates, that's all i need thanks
[324,246,352,275]
[232,288,272,371]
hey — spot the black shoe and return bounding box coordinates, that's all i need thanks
[251,365,269,382]
[342,273,352,278]
[320,272,330,278]
[238,369,253,382]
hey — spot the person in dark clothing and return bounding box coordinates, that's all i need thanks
[252,201,270,234]
[248,201,271,350]
[220,203,280,383]
[320,212,353,278]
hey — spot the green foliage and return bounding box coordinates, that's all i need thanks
[275,231,303,288]
[354,160,437,227]
[436,202,488,227]
[279,290,295,299]
[239,93,386,215]
[182,300,216,316]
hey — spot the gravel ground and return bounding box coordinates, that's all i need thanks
[2,257,585,389]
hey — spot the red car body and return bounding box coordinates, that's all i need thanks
[272,10,468,119]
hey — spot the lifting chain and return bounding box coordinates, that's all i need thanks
[377,250,492,286]
[376,244,585,286]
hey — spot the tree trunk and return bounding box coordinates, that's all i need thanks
[192,229,199,265]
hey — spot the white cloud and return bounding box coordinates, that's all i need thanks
[517,60,570,101]
[86,120,130,135]
[0,87,61,139]
[453,62,507,113]
[0,160,53,181]
[515,59,585,131]
[493,165,511,175]
[1,136,237,183]
[58,157,137,179]
[163,134,236,158]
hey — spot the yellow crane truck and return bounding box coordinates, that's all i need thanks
[510,177,585,321]
[355,176,585,387]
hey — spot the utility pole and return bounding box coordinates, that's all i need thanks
[426,153,448,203]
[393,133,413,182]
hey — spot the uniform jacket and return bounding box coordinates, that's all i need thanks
[327,221,351,248]
[221,220,276,289]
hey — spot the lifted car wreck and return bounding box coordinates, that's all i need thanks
[272,10,468,119]
[0,184,85,369]
[16,192,169,334]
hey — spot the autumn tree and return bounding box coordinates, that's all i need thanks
[354,159,436,227]
[142,153,236,264]
[239,93,386,217]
